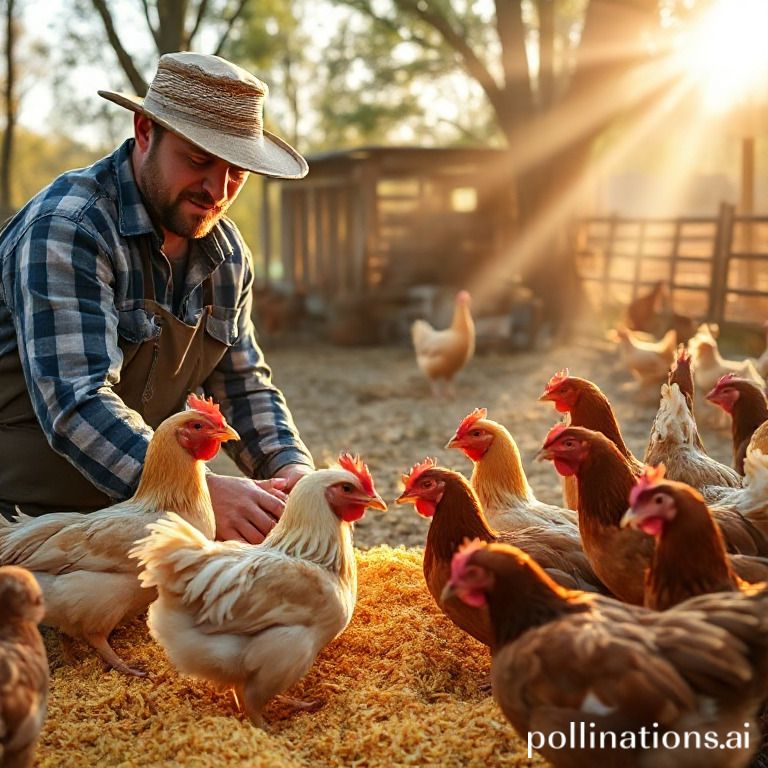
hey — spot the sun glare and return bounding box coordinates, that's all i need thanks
[680,0,768,112]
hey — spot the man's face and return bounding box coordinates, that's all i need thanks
[137,126,249,239]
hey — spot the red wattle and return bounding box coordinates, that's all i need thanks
[192,438,221,461]
[415,499,436,518]
[553,458,576,477]
[340,504,366,522]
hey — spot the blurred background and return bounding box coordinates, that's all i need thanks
[2,0,767,349]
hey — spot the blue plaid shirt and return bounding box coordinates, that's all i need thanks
[0,139,313,500]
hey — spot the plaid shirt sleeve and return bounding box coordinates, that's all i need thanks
[203,241,314,478]
[8,214,152,499]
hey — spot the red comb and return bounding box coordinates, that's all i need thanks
[454,408,488,439]
[337,453,375,496]
[629,464,667,507]
[545,368,570,393]
[186,393,225,428]
[401,457,438,488]
[450,538,488,584]
[715,373,737,389]
[543,422,568,447]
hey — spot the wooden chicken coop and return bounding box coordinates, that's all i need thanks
[259,146,518,343]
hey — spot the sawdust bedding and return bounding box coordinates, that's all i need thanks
[38,547,547,767]
[36,334,737,766]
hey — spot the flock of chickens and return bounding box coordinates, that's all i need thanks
[3,287,768,767]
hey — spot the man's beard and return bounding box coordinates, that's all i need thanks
[139,145,230,239]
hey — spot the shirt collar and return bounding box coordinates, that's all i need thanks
[113,139,156,238]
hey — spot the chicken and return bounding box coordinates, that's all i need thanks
[129,454,386,729]
[625,280,666,333]
[536,424,768,605]
[620,465,768,610]
[706,374,768,475]
[410,289,475,398]
[0,394,237,676]
[395,459,605,646]
[0,566,48,768]
[704,450,768,538]
[539,369,645,510]
[442,538,768,768]
[689,325,765,427]
[609,325,677,391]
[644,382,742,491]
[445,407,577,531]
[750,421,768,455]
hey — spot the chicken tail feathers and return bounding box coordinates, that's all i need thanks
[129,511,214,592]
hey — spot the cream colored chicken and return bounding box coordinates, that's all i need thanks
[411,289,475,398]
[130,454,386,729]
[0,395,237,677]
[609,325,677,390]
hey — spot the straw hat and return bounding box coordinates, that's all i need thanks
[98,52,308,180]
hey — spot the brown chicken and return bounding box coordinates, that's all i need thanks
[0,394,237,676]
[131,455,386,728]
[395,459,605,646]
[707,374,768,475]
[537,424,768,605]
[625,280,666,333]
[0,566,48,768]
[539,370,645,510]
[411,289,475,398]
[445,407,577,531]
[621,465,768,610]
[442,539,768,768]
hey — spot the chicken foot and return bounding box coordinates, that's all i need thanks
[83,632,147,677]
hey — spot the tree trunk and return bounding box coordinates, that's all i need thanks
[505,0,664,335]
[0,0,16,217]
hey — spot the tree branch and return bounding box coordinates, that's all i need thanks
[140,0,161,49]
[212,0,248,56]
[187,0,210,48]
[90,0,148,94]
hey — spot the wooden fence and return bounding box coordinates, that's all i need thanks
[573,203,768,332]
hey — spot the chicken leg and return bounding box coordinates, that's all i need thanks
[83,631,147,677]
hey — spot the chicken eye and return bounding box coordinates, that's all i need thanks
[421,479,433,489]
[654,494,664,505]
[192,422,203,430]
[341,483,354,493]
[471,430,482,437]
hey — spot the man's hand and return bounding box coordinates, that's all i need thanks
[207,473,289,544]
[273,463,314,492]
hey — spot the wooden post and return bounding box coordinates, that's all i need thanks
[709,202,734,326]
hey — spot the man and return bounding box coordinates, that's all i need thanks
[0,52,314,543]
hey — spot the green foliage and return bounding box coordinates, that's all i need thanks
[0,126,107,210]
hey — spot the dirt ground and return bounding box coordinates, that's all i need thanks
[209,331,736,549]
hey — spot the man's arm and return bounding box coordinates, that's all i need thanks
[6,216,151,499]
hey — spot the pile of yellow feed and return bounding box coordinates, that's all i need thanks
[37,546,548,767]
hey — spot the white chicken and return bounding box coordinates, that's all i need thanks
[411,289,475,398]
[130,454,386,729]
[0,394,237,676]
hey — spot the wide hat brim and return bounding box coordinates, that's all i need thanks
[98,90,308,180]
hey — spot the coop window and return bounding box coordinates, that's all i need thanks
[451,187,477,212]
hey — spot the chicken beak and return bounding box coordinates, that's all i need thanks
[216,424,241,443]
[534,447,554,462]
[444,435,461,450]
[538,390,554,402]
[395,491,417,506]
[366,492,388,512]
[619,507,638,529]
[440,581,458,605]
